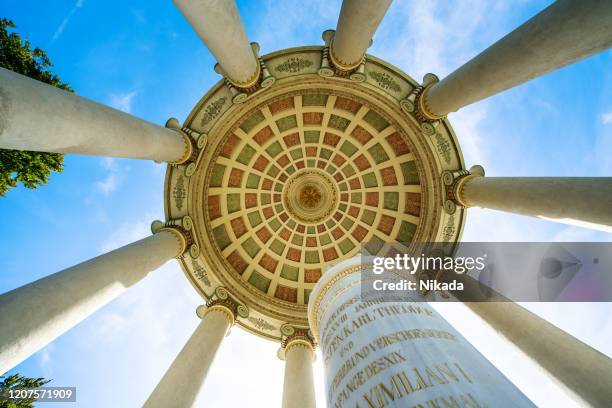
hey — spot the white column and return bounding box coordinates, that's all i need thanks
[0,68,189,163]
[143,304,234,408]
[445,271,612,406]
[0,229,184,374]
[173,0,260,88]
[422,0,612,117]
[280,337,317,408]
[456,176,612,232]
[309,257,535,408]
[330,0,392,70]
[464,302,612,407]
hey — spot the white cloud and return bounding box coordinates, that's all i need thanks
[449,104,489,165]
[39,344,53,371]
[252,0,339,52]
[368,0,519,170]
[60,261,202,407]
[108,91,138,113]
[372,0,508,80]
[99,215,153,252]
[52,0,85,42]
[95,173,117,195]
[595,109,612,174]
[95,158,122,195]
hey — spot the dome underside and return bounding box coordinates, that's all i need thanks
[206,91,423,306]
[164,46,466,340]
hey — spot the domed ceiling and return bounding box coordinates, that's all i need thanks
[163,46,466,340]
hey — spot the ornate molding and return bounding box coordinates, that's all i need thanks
[247,316,276,331]
[400,73,444,136]
[369,71,401,92]
[172,174,187,211]
[441,215,457,242]
[216,42,276,104]
[275,57,313,73]
[442,165,485,211]
[200,97,227,127]
[318,30,366,82]
[192,258,211,286]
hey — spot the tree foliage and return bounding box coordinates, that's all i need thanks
[0,374,50,408]
[0,18,72,196]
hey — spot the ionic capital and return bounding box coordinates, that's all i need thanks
[151,217,197,258]
[442,165,485,211]
[317,30,367,82]
[277,324,317,361]
[164,118,207,167]
[400,73,445,135]
[215,42,275,104]
[196,286,249,327]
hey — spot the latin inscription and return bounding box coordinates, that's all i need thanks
[322,301,437,361]
[315,270,532,408]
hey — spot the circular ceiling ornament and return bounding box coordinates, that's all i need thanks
[163,46,466,340]
[283,170,339,225]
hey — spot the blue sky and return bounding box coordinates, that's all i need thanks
[1,0,611,406]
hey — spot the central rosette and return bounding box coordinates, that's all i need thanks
[283,170,339,225]
[299,185,322,209]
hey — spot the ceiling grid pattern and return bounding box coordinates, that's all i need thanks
[204,91,422,305]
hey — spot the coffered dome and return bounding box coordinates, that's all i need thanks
[164,47,466,340]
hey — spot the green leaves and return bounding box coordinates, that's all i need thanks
[0,150,63,196]
[0,18,72,196]
[0,374,50,408]
[0,18,72,92]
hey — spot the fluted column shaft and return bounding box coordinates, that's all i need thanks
[0,68,188,163]
[457,176,612,231]
[464,302,612,407]
[0,230,184,374]
[331,0,392,69]
[173,0,259,87]
[423,0,612,117]
[282,340,316,408]
[143,305,233,408]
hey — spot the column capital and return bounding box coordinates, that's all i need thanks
[400,73,446,135]
[151,217,196,258]
[196,286,249,327]
[318,30,367,82]
[418,82,445,120]
[215,43,276,104]
[328,29,368,72]
[164,117,208,167]
[442,165,485,211]
[277,324,317,360]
